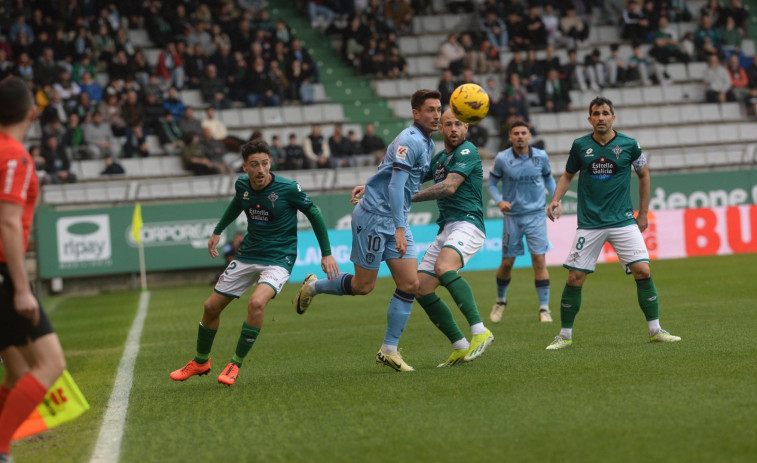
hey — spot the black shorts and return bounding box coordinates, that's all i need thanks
[0,264,55,351]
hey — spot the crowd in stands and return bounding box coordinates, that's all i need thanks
[2,0,755,184]
[1,0,344,183]
[412,0,752,153]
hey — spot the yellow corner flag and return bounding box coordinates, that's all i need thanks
[132,202,143,244]
[13,370,90,440]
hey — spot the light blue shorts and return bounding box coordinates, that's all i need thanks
[350,203,417,270]
[501,212,552,257]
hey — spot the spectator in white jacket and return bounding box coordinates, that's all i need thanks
[703,53,735,103]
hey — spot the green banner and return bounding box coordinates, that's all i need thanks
[35,169,757,278]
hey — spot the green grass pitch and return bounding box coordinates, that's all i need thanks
[5,254,757,462]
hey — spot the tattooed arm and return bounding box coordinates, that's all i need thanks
[411,172,465,202]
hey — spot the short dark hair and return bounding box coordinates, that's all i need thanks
[241,139,271,162]
[589,96,615,115]
[411,89,441,111]
[510,120,530,133]
[0,76,33,126]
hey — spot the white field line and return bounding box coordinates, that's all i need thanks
[89,291,150,463]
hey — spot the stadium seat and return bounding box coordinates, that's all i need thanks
[313,84,327,102]
[601,88,623,106]
[218,109,243,128]
[302,104,323,123]
[719,103,742,121]
[742,39,756,57]
[556,112,581,131]
[659,153,685,169]
[142,48,160,67]
[697,126,720,144]
[620,87,643,106]
[636,128,658,147]
[282,106,304,125]
[716,123,739,142]
[239,107,262,128]
[397,79,417,97]
[322,103,346,122]
[420,16,443,33]
[659,105,679,123]
[181,90,204,108]
[419,35,443,54]
[375,80,399,98]
[261,107,284,126]
[686,152,708,167]
[617,107,640,128]
[666,63,687,81]
[641,86,664,105]
[687,62,708,81]
[146,135,164,155]
[663,85,684,103]
[677,126,700,145]
[399,37,420,55]
[678,104,703,123]
[129,29,152,48]
[738,123,757,141]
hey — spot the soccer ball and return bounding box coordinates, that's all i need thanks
[449,83,490,123]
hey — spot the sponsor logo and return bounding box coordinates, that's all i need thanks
[458,241,464,245]
[586,148,593,156]
[460,149,470,155]
[57,215,112,266]
[648,296,657,301]
[589,157,617,180]
[396,145,409,160]
[243,191,249,199]
[356,225,363,234]
[137,218,222,249]
[561,303,571,308]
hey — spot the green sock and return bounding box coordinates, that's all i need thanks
[194,323,217,364]
[560,284,582,328]
[417,293,465,343]
[636,277,660,321]
[231,322,260,367]
[439,271,483,326]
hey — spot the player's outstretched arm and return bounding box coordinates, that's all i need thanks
[411,172,465,202]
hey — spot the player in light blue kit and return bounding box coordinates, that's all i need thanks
[487,121,557,324]
[294,89,442,371]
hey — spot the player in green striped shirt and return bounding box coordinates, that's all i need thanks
[545,97,680,350]
[170,140,339,385]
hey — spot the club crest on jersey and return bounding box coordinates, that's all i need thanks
[268,192,279,207]
[396,145,409,160]
[612,145,623,158]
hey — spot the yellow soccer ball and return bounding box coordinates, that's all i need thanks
[449,83,490,123]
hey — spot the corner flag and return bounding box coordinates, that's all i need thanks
[13,370,90,440]
[132,203,143,244]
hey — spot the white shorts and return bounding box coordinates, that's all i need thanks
[563,224,649,274]
[418,221,485,275]
[214,260,290,298]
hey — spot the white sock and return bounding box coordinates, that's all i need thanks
[496,298,507,304]
[648,319,661,335]
[470,322,486,335]
[559,328,573,340]
[539,304,549,312]
[306,280,316,296]
[381,343,397,353]
[452,339,469,350]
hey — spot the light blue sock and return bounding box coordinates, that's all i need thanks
[314,273,354,296]
[383,289,414,346]
[536,279,550,307]
[496,277,511,301]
